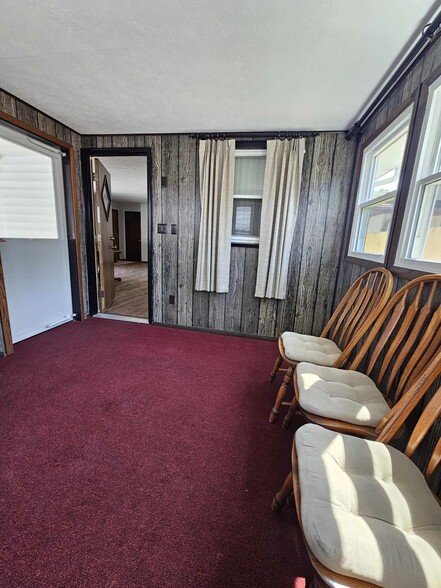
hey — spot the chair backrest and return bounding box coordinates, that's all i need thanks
[321,267,393,356]
[349,275,441,407]
[377,353,441,483]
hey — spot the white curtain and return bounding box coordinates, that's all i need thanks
[195,139,235,293]
[255,138,305,299]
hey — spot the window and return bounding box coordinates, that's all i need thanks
[396,75,441,273]
[0,125,62,240]
[232,149,266,244]
[348,107,412,262]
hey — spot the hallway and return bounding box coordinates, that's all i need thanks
[106,261,148,319]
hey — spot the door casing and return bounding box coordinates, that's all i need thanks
[81,147,154,323]
[125,211,142,261]
[0,110,84,355]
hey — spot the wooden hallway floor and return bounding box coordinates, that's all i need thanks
[106,261,148,318]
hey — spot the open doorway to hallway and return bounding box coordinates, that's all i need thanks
[90,155,150,321]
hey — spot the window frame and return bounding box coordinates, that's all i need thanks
[231,147,266,246]
[394,73,441,274]
[346,105,413,264]
[0,122,65,242]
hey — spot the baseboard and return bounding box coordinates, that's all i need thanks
[153,321,277,341]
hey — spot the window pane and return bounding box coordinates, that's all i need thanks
[370,130,408,200]
[422,83,441,176]
[409,181,441,263]
[232,198,261,237]
[234,156,266,196]
[356,197,395,255]
[0,136,59,239]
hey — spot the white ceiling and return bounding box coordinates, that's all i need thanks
[0,1,438,134]
[98,156,147,202]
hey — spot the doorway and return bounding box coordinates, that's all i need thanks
[82,148,153,323]
[125,211,141,261]
[0,123,75,343]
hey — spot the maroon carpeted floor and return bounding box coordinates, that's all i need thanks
[0,319,312,587]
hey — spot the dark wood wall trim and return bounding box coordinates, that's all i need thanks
[81,147,154,323]
[0,109,85,354]
[0,249,13,355]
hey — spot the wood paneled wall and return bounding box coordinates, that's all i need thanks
[335,34,441,493]
[82,132,355,338]
[0,90,88,355]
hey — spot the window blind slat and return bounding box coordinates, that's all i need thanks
[0,137,59,239]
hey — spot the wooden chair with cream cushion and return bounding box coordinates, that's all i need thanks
[268,268,393,423]
[282,274,441,436]
[271,357,441,588]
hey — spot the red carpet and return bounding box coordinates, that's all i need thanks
[0,319,311,587]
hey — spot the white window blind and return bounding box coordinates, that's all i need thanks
[0,134,60,239]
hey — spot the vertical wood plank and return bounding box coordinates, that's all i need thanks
[312,134,355,334]
[281,136,315,332]
[0,91,17,116]
[177,136,196,326]
[192,141,209,328]
[81,135,97,148]
[112,136,129,148]
[15,100,38,126]
[294,133,337,336]
[96,136,112,148]
[208,292,226,330]
[161,135,179,324]
[240,247,260,334]
[421,38,441,83]
[36,112,56,136]
[225,246,246,333]
[258,298,278,336]
[402,59,423,102]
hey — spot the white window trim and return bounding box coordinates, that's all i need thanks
[0,122,65,243]
[395,75,441,274]
[347,105,413,263]
[232,148,266,245]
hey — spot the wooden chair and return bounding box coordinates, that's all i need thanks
[268,268,393,423]
[272,355,441,587]
[282,274,441,436]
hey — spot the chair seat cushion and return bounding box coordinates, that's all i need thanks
[296,362,390,427]
[280,332,341,366]
[295,423,441,588]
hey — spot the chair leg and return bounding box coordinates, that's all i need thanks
[271,471,293,512]
[269,366,294,423]
[283,395,299,430]
[269,354,283,383]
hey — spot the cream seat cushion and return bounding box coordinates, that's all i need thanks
[296,362,390,427]
[281,332,341,366]
[295,424,441,588]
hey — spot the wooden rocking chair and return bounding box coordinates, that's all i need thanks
[282,274,441,437]
[271,354,441,588]
[268,268,393,423]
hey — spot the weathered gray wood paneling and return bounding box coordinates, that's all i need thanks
[83,131,354,339]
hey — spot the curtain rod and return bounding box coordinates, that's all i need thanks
[190,131,319,140]
[346,11,441,140]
